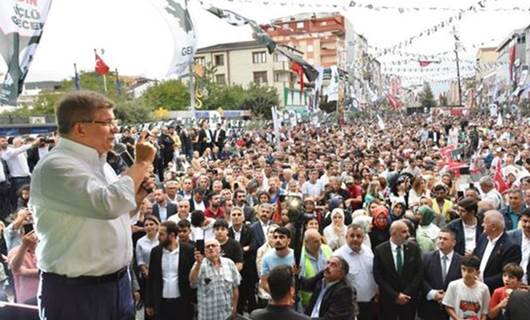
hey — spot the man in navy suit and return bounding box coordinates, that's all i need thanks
[373,220,423,320]
[250,203,274,250]
[448,197,483,256]
[473,210,521,293]
[152,187,177,222]
[419,228,462,320]
[507,208,530,284]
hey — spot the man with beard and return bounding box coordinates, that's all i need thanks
[234,189,256,223]
[204,193,224,220]
[260,227,295,294]
[145,221,195,320]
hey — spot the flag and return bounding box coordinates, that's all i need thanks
[74,63,81,90]
[206,7,248,26]
[509,45,516,82]
[386,93,402,109]
[0,0,53,106]
[154,0,197,76]
[95,51,109,75]
[495,162,508,193]
[291,62,304,92]
[496,112,503,126]
[276,45,319,81]
[376,114,385,130]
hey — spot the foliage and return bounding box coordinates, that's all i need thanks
[113,99,153,125]
[418,82,436,109]
[142,79,190,111]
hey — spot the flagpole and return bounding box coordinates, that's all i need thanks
[115,68,121,96]
[73,63,80,90]
[186,0,195,116]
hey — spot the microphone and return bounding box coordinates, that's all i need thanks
[112,143,134,167]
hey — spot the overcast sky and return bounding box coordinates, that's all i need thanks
[1,0,529,83]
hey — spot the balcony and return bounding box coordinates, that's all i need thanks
[273,61,291,71]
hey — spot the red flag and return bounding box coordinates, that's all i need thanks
[494,162,508,193]
[95,52,109,75]
[291,62,304,92]
[419,60,432,67]
[386,93,401,109]
[509,46,516,82]
[271,198,282,224]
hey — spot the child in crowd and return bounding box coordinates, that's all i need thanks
[443,255,490,320]
[488,263,525,320]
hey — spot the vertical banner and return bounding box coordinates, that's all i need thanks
[0,0,53,106]
[154,0,197,77]
[271,106,281,150]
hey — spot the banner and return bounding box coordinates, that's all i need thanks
[154,0,197,76]
[0,0,53,106]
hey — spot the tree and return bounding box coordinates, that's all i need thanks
[141,79,189,111]
[114,100,153,125]
[242,83,278,119]
[419,82,436,109]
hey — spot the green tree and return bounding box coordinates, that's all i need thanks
[242,83,278,119]
[114,100,153,125]
[419,82,436,109]
[142,79,190,111]
[203,84,246,110]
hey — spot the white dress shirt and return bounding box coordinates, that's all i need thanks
[162,247,180,298]
[334,244,377,302]
[390,240,404,272]
[479,234,502,281]
[521,232,530,284]
[0,159,6,183]
[463,221,477,254]
[38,146,49,160]
[30,138,137,277]
[135,234,159,267]
[1,144,32,177]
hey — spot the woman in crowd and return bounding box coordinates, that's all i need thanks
[408,175,429,208]
[415,205,440,252]
[323,208,347,250]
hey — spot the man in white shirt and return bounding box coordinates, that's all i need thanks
[473,210,521,293]
[334,223,376,320]
[479,176,503,210]
[30,91,156,320]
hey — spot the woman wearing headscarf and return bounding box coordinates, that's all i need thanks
[323,208,347,250]
[369,205,391,250]
[415,205,440,253]
[389,201,406,222]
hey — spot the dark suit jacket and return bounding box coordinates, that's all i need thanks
[507,229,530,282]
[213,128,226,147]
[250,221,267,251]
[27,145,52,173]
[250,305,309,320]
[505,290,530,320]
[229,224,257,278]
[152,202,177,221]
[447,218,483,256]
[145,243,195,314]
[299,272,354,320]
[418,250,463,320]
[373,240,423,305]
[189,198,209,212]
[473,232,521,293]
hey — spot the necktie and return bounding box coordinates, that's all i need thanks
[396,246,403,274]
[442,255,448,282]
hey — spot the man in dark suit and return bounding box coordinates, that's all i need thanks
[505,290,530,320]
[229,207,257,313]
[213,123,226,152]
[145,221,195,320]
[158,126,175,169]
[373,220,423,320]
[250,203,274,250]
[448,197,483,256]
[507,208,530,284]
[234,189,256,223]
[250,265,309,320]
[152,187,177,222]
[299,256,355,320]
[26,136,53,173]
[419,228,462,320]
[473,210,521,293]
[197,120,213,155]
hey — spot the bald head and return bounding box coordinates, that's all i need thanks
[390,220,410,245]
[304,228,322,255]
[482,210,505,238]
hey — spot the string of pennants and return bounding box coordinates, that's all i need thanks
[380,57,476,66]
[216,0,529,13]
[383,61,508,73]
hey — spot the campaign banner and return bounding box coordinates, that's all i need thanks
[0,0,53,106]
[154,0,197,77]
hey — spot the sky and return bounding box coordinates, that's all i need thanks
[1,0,530,84]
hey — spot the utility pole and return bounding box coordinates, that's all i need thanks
[186,0,195,116]
[453,27,463,107]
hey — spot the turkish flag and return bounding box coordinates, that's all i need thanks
[386,93,401,109]
[291,62,304,92]
[95,53,109,75]
[494,162,508,193]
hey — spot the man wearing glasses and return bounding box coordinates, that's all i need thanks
[30,91,157,320]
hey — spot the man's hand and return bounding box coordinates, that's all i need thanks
[434,290,444,302]
[133,291,141,304]
[13,208,31,229]
[395,293,411,305]
[21,230,37,248]
[146,307,155,317]
[499,296,509,309]
[135,133,156,165]
[194,250,204,264]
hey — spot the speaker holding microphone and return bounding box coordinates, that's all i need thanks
[112,143,135,167]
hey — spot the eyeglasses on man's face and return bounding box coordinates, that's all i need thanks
[79,119,119,128]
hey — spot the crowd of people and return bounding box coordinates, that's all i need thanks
[1,90,530,320]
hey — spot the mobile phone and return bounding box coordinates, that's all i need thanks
[23,223,33,234]
[457,191,464,199]
[195,239,205,255]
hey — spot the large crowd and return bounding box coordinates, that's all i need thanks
[2,107,530,320]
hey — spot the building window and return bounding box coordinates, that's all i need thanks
[215,74,226,85]
[274,72,281,82]
[321,21,327,26]
[194,57,205,66]
[253,71,268,84]
[252,51,267,64]
[214,54,224,66]
[297,21,304,29]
